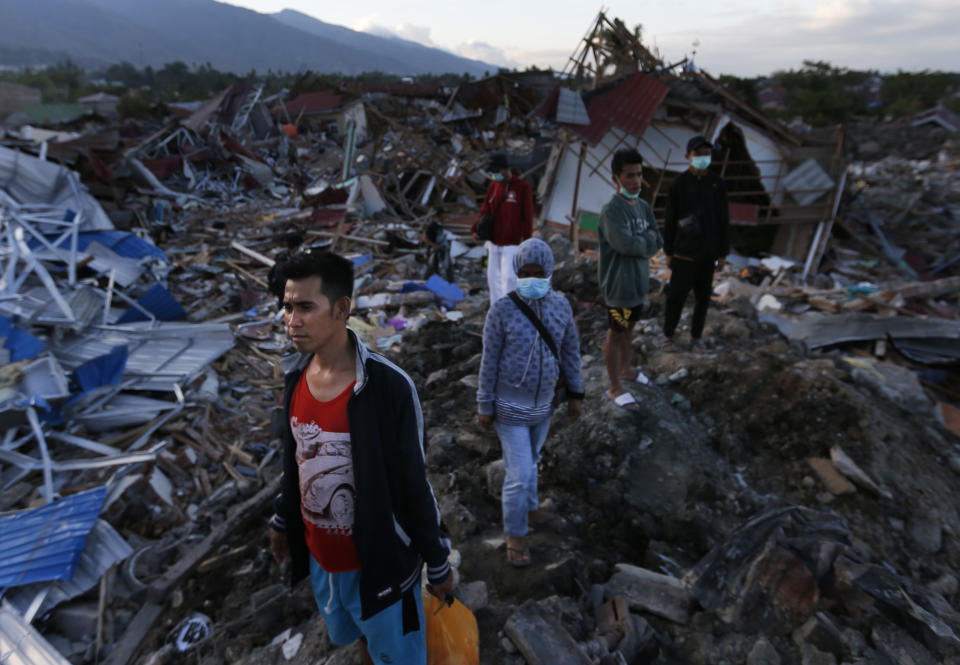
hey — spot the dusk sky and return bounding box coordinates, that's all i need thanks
[227,0,959,76]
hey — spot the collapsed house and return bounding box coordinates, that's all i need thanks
[536,12,845,279]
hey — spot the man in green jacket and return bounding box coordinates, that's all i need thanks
[598,149,663,412]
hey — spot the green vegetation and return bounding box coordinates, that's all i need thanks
[720,60,960,126]
[3,58,957,128]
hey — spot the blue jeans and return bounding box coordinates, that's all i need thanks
[309,558,426,665]
[495,416,552,537]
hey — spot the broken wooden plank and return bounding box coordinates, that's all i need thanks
[606,563,692,624]
[101,603,163,665]
[504,599,592,665]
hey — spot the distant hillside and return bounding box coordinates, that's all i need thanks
[0,0,495,76]
[271,9,492,78]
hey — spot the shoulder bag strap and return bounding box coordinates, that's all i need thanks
[508,291,559,360]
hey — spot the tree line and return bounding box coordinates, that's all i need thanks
[2,59,957,126]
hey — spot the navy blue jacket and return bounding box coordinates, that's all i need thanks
[271,330,450,620]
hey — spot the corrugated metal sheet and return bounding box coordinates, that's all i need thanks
[0,603,71,665]
[556,88,590,125]
[4,520,133,620]
[0,486,107,590]
[54,322,235,391]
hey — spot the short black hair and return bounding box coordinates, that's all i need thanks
[611,149,643,177]
[284,231,304,250]
[277,251,354,305]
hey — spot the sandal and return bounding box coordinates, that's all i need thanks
[606,389,640,412]
[506,546,532,567]
[624,369,651,385]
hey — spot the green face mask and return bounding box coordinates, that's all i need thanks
[619,186,640,200]
[490,173,504,182]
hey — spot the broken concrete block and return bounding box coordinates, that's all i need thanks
[908,510,942,554]
[618,614,658,665]
[685,506,848,635]
[792,612,844,656]
[746,637,782,665]
[456,580,488,612]
[504,599,592,665]
[871,623,939,665]
[606,563,692,624]
[806,458,856,495]
[457,429,495,456]
[798,642,836,665]
[485,459,505,500]
[829,447,892,499]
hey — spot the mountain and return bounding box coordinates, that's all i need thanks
[271,9,491,78]
[0,0,495,76]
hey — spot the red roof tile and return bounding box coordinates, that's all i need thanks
[539,73,669,145]
[282,91,343,115]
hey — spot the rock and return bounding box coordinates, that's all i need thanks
[807,458,856,496]
[792,613,844,656]
[485,459,506,500]
[948,454,960,475]
[929,573,959,597]
[908,510,942,554]
[438,494,478,542]
[425,368,448,386]
[457,430,496,456]
[829,446,892,499]
[746,637,782,665]
[606,564,692,624]
[839,627,868,657]
[798,642,836,665]
[501,636,518,654]
[504,599,592,665]
[871,622,939,665]
[457,580,488,612]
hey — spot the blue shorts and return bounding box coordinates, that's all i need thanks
[309,557,426,665]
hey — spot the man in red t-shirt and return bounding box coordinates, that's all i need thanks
[471,153,534,305]
[269,251,452,665]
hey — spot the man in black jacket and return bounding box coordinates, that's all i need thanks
[663,135,730,351]
[268,251,452,665]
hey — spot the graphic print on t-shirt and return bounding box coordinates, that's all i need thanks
[292,419,355,534]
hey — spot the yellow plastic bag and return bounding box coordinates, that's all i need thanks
[422,590,480,665]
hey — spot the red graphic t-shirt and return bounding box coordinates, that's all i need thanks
[290,373,360,572]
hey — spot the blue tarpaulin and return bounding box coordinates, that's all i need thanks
[0,314,45,361]
[0,486,107,590]
[116,284,187,324]
[29,231,167,262]
[424,274,465,308]
[71,345,128,392]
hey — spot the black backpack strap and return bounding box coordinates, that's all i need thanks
[508,291,559,360]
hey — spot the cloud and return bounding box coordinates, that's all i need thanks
[454,41,520,69]
[652,0,960,75]
[354,15,437,47]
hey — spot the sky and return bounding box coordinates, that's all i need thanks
[226,0,959,76]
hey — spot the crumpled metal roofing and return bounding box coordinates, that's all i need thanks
[539,72,670,146]
[0,486,107,591]
[3,519,133,620]
[0,602,71,665]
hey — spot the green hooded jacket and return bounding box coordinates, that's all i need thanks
[597,195,663,308]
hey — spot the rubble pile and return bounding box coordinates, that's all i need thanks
[2,12,960,665]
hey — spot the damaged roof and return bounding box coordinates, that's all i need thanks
[539,72,669,145]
